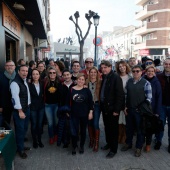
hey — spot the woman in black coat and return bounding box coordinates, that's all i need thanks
[29,69,45,149]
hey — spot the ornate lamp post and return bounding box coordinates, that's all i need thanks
[93,13,100,66]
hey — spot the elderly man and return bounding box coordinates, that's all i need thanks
[156,58,170,152]
[100,60,124,158]
[0,60,16,128]
[10,65,31,159]
[81,57,94,79]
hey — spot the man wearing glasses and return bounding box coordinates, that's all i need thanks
[121,65,152,157]
[0,60,16,127]
[81,58,94,79]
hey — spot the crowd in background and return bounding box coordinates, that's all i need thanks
[0,55,170,159]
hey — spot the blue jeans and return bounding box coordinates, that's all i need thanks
[45,103,58,138]
[155,105,170,143]
[30,107,44,141]
[13,108,30,152]
[88,103,101,129]
[125,108,144,149]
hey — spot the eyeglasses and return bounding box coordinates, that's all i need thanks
[132,70,141,73]
[85,61,93,64]
[49,72,56,74]
[145,62,153,65]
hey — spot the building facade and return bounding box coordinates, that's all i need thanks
[0,0,50,70]
[134,0,170,60]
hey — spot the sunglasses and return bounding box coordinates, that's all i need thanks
[132,70,141,73]
[85,61,93,64]
[145,62,153,65]
[49,72,56,74]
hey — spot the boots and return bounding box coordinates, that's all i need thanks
[38,138,44,148]
[145,145,151,152]
[88,126,94,148]
[93,129,100,152]
[118,124,126,144]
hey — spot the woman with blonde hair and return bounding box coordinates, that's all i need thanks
[116,60,131,144]
[86,67,102,152]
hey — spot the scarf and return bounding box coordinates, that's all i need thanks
[4,70,16,85]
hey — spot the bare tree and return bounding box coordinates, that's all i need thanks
[69,10,95,67]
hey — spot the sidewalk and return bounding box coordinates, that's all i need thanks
[1,119,170,170]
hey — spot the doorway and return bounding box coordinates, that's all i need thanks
[5,34,17,63]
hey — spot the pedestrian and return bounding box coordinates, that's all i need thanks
[10,65,31,159]
[44,67,61,145]
[143,65,162,152]
[121,65,152,157]
[69,73,93,155]
[100,60,124,158]
[116,60,131,144]
[29,69,45,149]
[71,61,81,83]
[86,66,101,152]
[37,61,46,81]
[54,60,65,82]
[0,60,16,128]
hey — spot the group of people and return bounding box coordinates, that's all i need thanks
[0,56,170,160]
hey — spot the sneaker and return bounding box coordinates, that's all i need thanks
[121,144,132,151]
[135,148,141,157]
[154,141,161,150]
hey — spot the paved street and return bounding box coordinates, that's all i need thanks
[1,118,170,170]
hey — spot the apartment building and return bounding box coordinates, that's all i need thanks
[0,0,51,70]
[134,0,170,60]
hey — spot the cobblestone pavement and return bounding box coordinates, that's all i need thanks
[1,118,170,170]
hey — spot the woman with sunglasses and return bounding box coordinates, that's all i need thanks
[69,73,93,155]
[29,69,45,148]
[44,67,61,144]
[116,61,131,144]
[86,67,101,152]
[143,65,162,152]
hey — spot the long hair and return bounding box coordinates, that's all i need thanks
[31,68,40,83]
[116,60,131,75]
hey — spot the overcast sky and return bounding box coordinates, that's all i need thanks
[50,0,139,41]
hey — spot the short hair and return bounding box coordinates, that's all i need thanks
[29,60,35,67]
[85,58,93,62]
[129,57,136,61]
[76,73,86,80]
[55,61,65,72]
[18,65,28,71]
[62,69,71,75]
[116,60,131,74]
[6,60,15,65]
[72,61,80,65]
[100,60,112,67]
[163,58,170,64]
[17,59,25,65]
[145,65,156,72]
[37,61,45,67]
[132,65,143,71]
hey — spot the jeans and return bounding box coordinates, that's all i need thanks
[13,108,30,152]
[125,108,144,149]
[155,105,170,143]
[30,107,44,141]
[45,103,58,138]
[70,116,88,148]
[88,103,101,129]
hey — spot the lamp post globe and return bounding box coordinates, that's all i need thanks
[93,13,100,67]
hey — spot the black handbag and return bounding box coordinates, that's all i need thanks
[138,100,153,116]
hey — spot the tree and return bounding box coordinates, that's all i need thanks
[69,10,95,67]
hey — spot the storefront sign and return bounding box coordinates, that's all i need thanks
[2,2,21,37]
[139,49,149,56]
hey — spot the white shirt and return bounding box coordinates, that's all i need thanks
[10,79,31,110]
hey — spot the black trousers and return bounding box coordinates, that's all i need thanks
[102,112,119,153]
[2,107,13,129]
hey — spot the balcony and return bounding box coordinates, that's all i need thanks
[135,0,148,6]
[135,5,157,20]
[134,21,158,35]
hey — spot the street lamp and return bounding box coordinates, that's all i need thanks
[93,13,100,66]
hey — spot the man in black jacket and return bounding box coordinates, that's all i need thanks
[100,60,124,158]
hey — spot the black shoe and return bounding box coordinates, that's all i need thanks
[33,142,38,149]
[38,141,44,148]
[79,146,84,154]
[106,151,116,159]
[72,148,76,155]
[154,141,161,150]
[18,151,27,159]
[101,144,109,150]
[121,144,132,151]
[24,147,31,151]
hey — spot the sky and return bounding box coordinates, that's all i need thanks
[50,0,139,42]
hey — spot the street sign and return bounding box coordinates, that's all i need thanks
[93,36,102,46]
